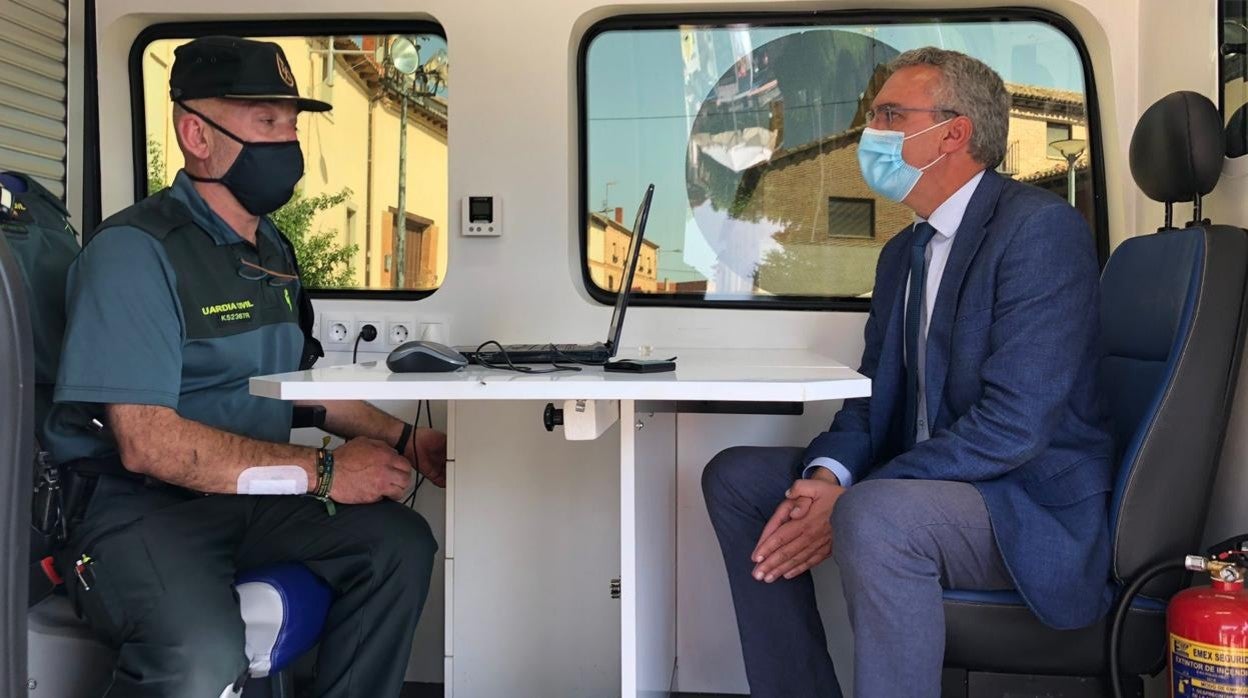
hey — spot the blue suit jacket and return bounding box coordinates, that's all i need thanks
[807,171,1114,629]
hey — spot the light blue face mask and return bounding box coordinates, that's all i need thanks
[857,119,952,202]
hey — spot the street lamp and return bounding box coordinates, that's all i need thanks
[309,36,447,288]
[378,37,449,289]
[1049,138,1087,207]
[385,36,421,289]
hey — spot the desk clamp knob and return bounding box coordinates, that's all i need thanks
[543,403,564,432]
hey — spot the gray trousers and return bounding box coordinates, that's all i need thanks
[702,446,1013,698]
[60,475,437,698]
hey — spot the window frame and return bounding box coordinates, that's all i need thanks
[577,8,1109,311]
[1219,0,1247,158]
[129,19,447,300]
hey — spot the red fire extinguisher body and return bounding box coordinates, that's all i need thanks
[1170,579,1248,697]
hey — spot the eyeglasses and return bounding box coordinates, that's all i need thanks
[865,105,960,129]
[237,257,298,286]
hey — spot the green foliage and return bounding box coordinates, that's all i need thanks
[754,244,825,296]
[147,139,168,196]
[755,241,876,298]
[270,189,358,289]
[145,139,358,289]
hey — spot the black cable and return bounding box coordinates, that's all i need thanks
[548,343,679,367]
[351,324,377,363]
[473,340,581,374]
[403,402,424,507]
[402,399,436,508]
[548,343,609,366]
[1107,559,1185,698]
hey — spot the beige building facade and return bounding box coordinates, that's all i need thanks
[587,208,660,293]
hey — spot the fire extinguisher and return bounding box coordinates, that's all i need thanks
[1109,536,1248,698]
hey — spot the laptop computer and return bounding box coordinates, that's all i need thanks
[459,184,654,365]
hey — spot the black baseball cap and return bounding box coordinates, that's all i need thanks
[169,36,332,113]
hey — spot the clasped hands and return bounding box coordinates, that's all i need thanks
[750,470,846,583]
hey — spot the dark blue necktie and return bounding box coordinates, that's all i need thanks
[904,222,937,449]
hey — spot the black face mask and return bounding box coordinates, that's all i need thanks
[180,103,304,216]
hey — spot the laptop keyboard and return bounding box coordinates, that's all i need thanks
[463,342,610,365]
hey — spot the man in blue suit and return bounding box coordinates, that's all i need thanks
[702,47,1113,697]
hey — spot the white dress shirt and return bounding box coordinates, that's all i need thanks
[806,170,986,486]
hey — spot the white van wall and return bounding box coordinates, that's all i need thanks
[79,0,1245,693]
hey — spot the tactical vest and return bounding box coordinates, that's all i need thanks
[93,188,324,370]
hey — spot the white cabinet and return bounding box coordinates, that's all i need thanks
[446,400,678,697]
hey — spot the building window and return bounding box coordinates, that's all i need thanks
[1046,122,1073,159]
[135,26,448,296]
[581,13,1102,307]
[828,197,874,239]
[345,205,358,247]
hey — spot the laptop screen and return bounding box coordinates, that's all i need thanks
[604,184,654,351]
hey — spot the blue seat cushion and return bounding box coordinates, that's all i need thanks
[235,563,332,677]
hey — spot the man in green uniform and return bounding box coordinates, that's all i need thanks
[44,36,446,697]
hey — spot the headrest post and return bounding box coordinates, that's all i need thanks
[1193,195,1203,227]
[1164,202,1174,231]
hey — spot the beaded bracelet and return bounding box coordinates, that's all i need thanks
[313,447,336,515]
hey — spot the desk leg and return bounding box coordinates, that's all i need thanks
[620,400,677,697]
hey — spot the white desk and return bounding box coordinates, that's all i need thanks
[252,349,869,698]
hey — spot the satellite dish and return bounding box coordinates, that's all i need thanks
[391,36,421,75]
[422,51,449,91]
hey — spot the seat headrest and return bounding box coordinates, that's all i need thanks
[1228,103,1247,159]
[1129,91,1225,203]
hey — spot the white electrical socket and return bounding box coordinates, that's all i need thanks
[354,318,385,354]
[386,319,414,346]
[323,316,352,347]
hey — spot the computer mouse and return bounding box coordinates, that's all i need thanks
[386,340,469,373]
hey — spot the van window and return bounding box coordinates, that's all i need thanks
[580,14,1102,307]
[137,29,447,296]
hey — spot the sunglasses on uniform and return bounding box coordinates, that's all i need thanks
[237,259,298,286]
[236,237,298,286]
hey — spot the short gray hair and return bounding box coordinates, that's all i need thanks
[888,47,1010,168]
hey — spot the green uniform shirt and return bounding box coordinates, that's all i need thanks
[46,171,303,464]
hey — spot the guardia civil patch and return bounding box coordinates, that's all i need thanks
[202,299,257,327]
